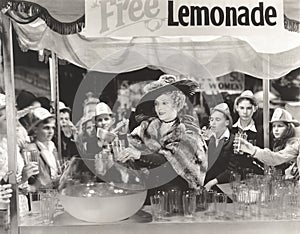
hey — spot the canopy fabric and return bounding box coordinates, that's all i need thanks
[6,0,300,29]
[3,0,300,79]
[13,17,300,79]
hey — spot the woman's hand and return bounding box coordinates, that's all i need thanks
[0,184,12,204]
[204,178,218,190]
[116,148,141,163]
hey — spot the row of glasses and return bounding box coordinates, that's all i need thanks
[149,188,230,222]
[230,170,300,220]
[150,189,195,222]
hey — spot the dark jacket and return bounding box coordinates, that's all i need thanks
[204,133,235,185]
[231,126,265,177]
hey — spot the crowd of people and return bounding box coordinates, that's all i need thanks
[1,74,300,214]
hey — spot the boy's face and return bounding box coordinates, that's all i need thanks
[96,114,114,130]
[35,119,56,142]
[209,110,228,135]
[236,99,256,122]
[60,112,70,127]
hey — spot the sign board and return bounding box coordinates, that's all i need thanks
[83,0,284,37]
[198,72,245,93]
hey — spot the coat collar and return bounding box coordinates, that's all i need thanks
[233,119,257,132]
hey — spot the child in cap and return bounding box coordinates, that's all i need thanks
[238,108,300,180]
[26,107,61,190]
[232,90,264,177]
[94,102,132,184]
[95,102,128,148]
[204,103,235,191]
[57,101,78,160]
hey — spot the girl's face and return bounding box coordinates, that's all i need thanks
[155,94,178,122]
[272,121,288,139]
[85,120,95,137]
[35,118,56,142]
[209,110,228,135]
[96,114,114,130]
[236,99,256,122]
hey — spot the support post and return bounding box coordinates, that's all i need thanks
[50,52,62,161]
[1,13,19,234]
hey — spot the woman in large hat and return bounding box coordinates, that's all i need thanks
[117,74,207,194]
[238,108,300,180]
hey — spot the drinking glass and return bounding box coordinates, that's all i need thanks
[204,190,216,218]
[39,189,58,224]
[150,193,166,222]
[167,189,183,216]
[215,193,227,219]
[195,187,207,212]
[182,190,196,218]
[23,149,40,215]
[233,132,248,154]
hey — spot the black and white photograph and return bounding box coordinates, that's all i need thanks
[1,0,300,233]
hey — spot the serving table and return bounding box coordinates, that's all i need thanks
[19,205,300,234]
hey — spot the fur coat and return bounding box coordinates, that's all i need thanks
[128,115,207,188]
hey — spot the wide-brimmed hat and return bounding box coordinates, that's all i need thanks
[59,101,71,113]
[210,103,233,127]
[95,102,113,117]
[234,90,258,110]
[16,90,39,110]
[140,74,200,103]
[270,108,300,127]
[26,107,54,133]
[134,74,200,121]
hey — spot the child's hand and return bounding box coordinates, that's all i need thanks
[0,184,12,204]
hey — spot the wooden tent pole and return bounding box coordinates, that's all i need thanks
[1,13,19,234]
[262,55,270,174]
[263,55,270,149]
[49,52,62,161]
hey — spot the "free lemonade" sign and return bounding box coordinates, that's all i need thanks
[83,0,284,37]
